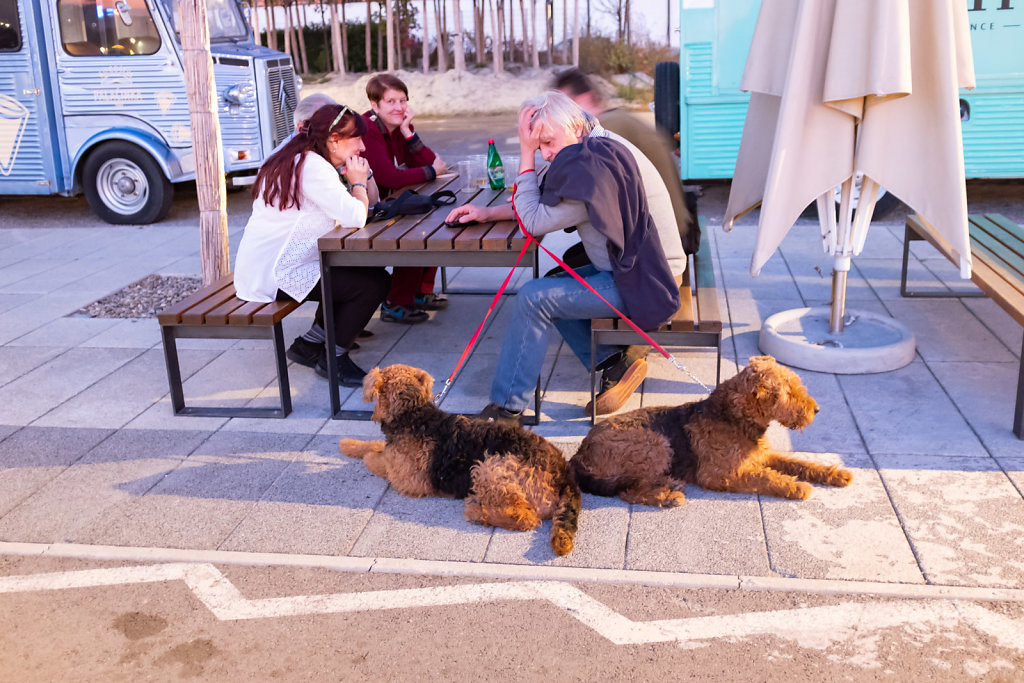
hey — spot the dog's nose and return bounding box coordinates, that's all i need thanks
[813,405,820,414]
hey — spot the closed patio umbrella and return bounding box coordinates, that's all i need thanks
[723,0,975,372]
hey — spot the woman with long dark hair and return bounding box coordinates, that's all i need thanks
[234,104,389,387]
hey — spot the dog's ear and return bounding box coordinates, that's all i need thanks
[412,367,434,397]
[748,355,776,371]
[362,367,383,403]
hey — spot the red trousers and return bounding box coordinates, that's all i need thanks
[386,266,437,306]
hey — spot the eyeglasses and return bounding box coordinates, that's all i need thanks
[329,105,354,131]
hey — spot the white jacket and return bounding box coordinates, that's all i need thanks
[234,152,367,302]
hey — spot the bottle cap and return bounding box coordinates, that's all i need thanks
[488,139,495,144]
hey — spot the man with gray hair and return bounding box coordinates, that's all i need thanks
[267,93,339,157]
[446,91,685,423]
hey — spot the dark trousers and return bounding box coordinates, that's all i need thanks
[386,266,438,306]
[286,267,390,349]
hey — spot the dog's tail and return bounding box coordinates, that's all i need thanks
[550,468,582,556]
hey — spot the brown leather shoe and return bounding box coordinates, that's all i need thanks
[586,357,648,417]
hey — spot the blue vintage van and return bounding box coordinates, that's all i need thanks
[0,0,298,224]
[672,0,1024,182]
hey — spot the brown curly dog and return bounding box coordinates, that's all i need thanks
[570,356,852,506]
[339,364,581,555]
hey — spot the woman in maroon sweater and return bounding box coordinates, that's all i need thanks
[361,73,449,324]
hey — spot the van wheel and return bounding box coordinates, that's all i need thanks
[82,142,173,224]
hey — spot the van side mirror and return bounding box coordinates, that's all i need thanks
[240,2,252,21]
[115,0,134,26]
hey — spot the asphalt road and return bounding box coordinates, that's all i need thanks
[3,553,1023,680]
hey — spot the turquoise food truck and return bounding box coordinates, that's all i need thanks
[0,0,298,224]
[669,0,1024,183]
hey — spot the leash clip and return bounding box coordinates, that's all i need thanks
[669,356,712,393]
[433,378,452,405]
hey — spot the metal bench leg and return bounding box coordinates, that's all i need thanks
[161,326,186,415]
[590,330,598,425]
[900,223,916,298]
[715,335,722,386]
[272,322,293,418]
[1015,336,1024,440]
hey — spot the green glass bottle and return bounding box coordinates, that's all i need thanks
[486,139,505,190]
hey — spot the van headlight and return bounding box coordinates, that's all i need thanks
[224,82,256,106]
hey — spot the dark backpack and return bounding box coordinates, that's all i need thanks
[369,189,457,221]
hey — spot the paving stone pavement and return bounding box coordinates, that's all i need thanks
[1,177,1023,595]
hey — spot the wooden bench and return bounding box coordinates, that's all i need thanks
[589,228,723,423]
[901,212,1024,438]
[157,274,301,418]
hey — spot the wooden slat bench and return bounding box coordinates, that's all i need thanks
[157,274,301,418]
[589,224,723,423]
[900,212,1024,438]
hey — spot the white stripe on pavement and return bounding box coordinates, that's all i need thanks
[1,560,1023,649]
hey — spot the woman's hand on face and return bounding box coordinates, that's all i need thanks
[399,105,415,137]
[344,154,370,185]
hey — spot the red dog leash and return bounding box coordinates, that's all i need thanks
[434,183,710,404]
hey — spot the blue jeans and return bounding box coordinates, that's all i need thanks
[490,266,624,412]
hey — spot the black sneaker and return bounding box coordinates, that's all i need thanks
[286,337,322,368]
[380,302,429,324]
[414,292,449,311]
[477,403,523,427]
[586,346,649,417]
[315,352,367,388]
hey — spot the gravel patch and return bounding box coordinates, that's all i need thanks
[72,274,202,319]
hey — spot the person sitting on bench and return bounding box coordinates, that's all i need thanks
[445,92,685,423]
[234,104,389,388]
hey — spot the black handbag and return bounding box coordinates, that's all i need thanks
[369,189,457,221]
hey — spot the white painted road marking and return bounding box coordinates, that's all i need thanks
[2,562,1023,649]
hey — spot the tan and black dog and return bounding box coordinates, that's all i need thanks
[339,364,581,555]
[570,356,852,506]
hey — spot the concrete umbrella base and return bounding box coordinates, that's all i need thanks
[758,306,916,374]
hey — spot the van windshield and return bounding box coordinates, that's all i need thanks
[158,0,249,42]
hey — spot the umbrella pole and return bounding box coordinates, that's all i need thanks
[829,258,849,333]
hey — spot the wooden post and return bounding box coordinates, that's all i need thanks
[572,0,579,66]
[252,0,262,45]
[179,0,229,285]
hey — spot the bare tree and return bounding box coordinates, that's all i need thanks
[434,0,448,71]
[489,0,502,72]
[597,0,630,44]
[519,0,528,65]
[528,0,539,68]
[267,0,278,50]
[330,1,346,73]
[572,0,579,66]
[472,0,485,64]
[251,0,262,45]
[385,0,395,70]
[452,0,466,73]
[291,1,310,73]
[421,0,429,72]
[561,0,568,63]
[365,0,372,71]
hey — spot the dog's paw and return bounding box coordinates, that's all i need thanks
[550,530,574,556]
[831,468,854,487]
[660,490,687,508]
[791,482,813,500]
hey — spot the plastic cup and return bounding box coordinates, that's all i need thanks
[503,156,520,187]
[456,160,473,190]
[469,155,489,188]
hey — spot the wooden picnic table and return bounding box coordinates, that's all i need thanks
[317,175,541,420]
